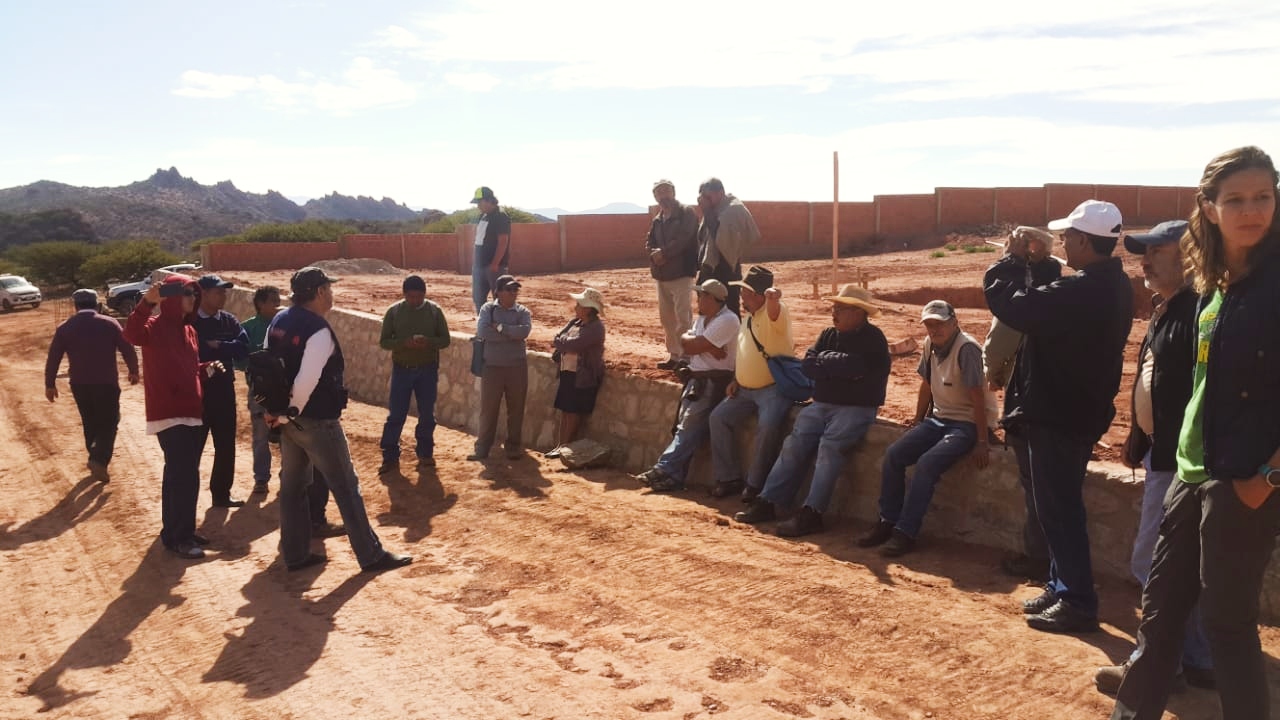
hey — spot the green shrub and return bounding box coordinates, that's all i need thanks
[79,239,179,287]
[944,243,959,251]
[4,241,100,287]
[929,250,947,259]
[423,206,544,233]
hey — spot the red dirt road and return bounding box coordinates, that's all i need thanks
[2,291,1261,716]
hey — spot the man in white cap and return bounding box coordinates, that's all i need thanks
[735,285,890,536]
[859,300,993,555]
[646,179,699,370]
[984,199,1133,633]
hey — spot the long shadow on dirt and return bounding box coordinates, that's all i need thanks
[376,466,458,542]
[0,475,108,551]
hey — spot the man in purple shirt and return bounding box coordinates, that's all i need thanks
[45,289,140,482]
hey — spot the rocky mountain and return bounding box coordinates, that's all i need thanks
[0,168,434,248]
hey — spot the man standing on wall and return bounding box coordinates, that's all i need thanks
[646,179,699,370]
[194,274,249,508]
[696,177,760,316]
[471,186,512,313]
[984,200,1133,634]
[378,275,451,475]
[45,288,139,483]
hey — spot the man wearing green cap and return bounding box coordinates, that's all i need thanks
[470,186,511,313]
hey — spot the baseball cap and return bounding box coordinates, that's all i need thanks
[494,274,521,292]
[1047,200,1123,238]
[197,274,234,290]
[72,288,99,308]
[652,179,675,192]
[920,299,956,323]
[290,267,339,294]
[695,279,728,301]
[470,186,498,204]
[1124,220,1188,255]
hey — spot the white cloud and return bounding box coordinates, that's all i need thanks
[173,57,417,114]
[443,71,500,92]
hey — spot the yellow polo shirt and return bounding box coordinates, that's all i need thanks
[735,303,794,389]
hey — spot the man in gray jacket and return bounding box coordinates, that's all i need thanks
[696,177,760,316]
[470,274,532,461]
[647,179,699,369]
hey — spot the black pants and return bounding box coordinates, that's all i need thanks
[697,261,742,316]
[156,424,202,548]
[309,469,331,523]
[1026,423,1097,614]
[198,380,237,502]
[1113,478,1280,720]
[70,384,121,466]
[1006,427,1050,566]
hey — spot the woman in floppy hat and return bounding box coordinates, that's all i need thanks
[547,288,607,458]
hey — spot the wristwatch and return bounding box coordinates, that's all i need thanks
[1260,463,1280,488]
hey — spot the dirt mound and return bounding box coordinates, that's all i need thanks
[312,258,402,275]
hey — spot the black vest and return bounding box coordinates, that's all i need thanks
[268,305,348,420]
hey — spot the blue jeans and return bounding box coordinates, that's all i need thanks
[1026,423,1098,615]
[1127,452,1213,671]
[653,392,721,485]
[279,418,388,569]
[379,363,439,463]
[879,418,977,538]
[710,384,793,490]
[472,247,506,313]
[248,406,273,485]
[760,403,876,512]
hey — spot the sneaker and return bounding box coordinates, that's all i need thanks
[251,482,269,495]
[635,468,662,487]
[87,460,110,483]
[167,542,205,559]
[1021,588,1058,615]
[543,447,563,459]
[857,520,895,548]
[880,529,916,557]
[1001,552,1050,583]
[734,498,777,524]
[775,506,823,537]
[710,479,744,498]
[1026,599,1099,634]
[648,474,685,493]
[1094,663,1128,696]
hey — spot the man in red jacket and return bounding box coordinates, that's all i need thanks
[123,276,226,559]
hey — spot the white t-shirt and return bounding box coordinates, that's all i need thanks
[687,308,739,372]
[474,219,488,247]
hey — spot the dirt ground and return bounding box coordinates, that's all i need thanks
[5,263,1276,717]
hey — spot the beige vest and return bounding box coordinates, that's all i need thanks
[927,331,998,427]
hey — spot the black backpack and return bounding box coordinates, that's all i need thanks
[245,350,292,415]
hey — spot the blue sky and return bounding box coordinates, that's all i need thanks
[2,0,1278,213]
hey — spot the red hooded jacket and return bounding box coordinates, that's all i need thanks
[122,275,209,422]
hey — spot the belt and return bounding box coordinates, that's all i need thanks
[689,369,733,379]
[394,361,438,370]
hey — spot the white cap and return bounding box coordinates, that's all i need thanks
[920,300,955,322]
[1047,200,1123,237]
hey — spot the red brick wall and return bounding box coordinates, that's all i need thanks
[403,233,460,270]
[937,187,996,229]
[201,242,340,271]
[746,201,813,258]
[1134,187,1183,226]
[812,202,877,253]
[340,235,405,267]
[1045,184,1096,222]
[1177,188,1199,218]
[1095,185,1141,226]
[561,214,652,271]
[510,223,562,274]
[995,188,1047,226]
[876,194,936,239]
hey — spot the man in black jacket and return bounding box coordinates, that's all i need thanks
[985,200,1133,633]
[647,179,699,370]
[1094,220,1213,692]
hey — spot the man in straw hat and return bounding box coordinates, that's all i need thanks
[859,300,994,556]
[735,284,889,537]
[984,199,1133,634]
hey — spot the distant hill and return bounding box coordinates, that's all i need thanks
[0,167,438,249]
[528,202,647,219]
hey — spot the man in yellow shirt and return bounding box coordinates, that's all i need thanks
[708,266,795,500]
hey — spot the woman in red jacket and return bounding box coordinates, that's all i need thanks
[123,275,224,559]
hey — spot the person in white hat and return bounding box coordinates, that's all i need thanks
[984,198,1133,634]
[547,288,607,457]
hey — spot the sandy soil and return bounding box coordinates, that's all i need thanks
[222,235,1144,461]
[4,288,1270,718]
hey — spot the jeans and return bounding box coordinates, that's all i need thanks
[248,403,273,485]
[1127,452,1212,671]
[476,363,527,456]
[760,402,876,512]
[70,383,121,466]
[656,277,694,358]
[653,391,723,485]
[879,418,977,538]
[1026,423,1097,615]
[379,362,439,463]
[156,424,202,548]
[198,380,237,502]
[710,384,793,491]
[1113,479,1280,720]
[279,417,387,569]
[472,247,506,313]
[1007,427,1050,566]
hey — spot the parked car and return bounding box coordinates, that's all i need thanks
[106,263,199,316]
[0,275,42,312]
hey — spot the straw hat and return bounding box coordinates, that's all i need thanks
[826,284,880,316]
[570,287,605,315]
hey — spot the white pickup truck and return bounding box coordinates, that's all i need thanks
[105,263,199,315]
[0,275,42,312]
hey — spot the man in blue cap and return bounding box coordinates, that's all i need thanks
[194,274,250,507]
[1094,220,1214,694]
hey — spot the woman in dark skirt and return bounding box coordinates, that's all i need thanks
[547,288,606,458]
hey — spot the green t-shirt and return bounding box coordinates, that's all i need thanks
[1175,290,1224,485]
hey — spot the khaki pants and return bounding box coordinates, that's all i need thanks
[656,276,694,358]
[476,362,528,455]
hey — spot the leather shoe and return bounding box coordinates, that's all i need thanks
[741,484,760,504]
[212,497,246,508]
[775,506,823,537]
[879,529,916,557]
[363,551,412,573]
[1026,599,1099,634]
[87,460,110,483]
[166,542,205,559]
[286,553,327,572]
[312,521,347,538]
[190,533,210,546]
[1021,588,1058,615]
[857,520,895,548]
[710,479,744,498]
[1094,663,1128,695]
[466,452,488,462]
[734,498,776,524]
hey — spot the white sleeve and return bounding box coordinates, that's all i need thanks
[704,313,741,348]
[289,328,334,413]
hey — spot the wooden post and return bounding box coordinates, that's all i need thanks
[832,151,839,294]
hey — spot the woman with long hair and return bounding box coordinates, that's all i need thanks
[1113,145,1280,719]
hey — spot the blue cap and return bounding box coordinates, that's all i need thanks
[1124,220,1188,255]
[197,274,233,289]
